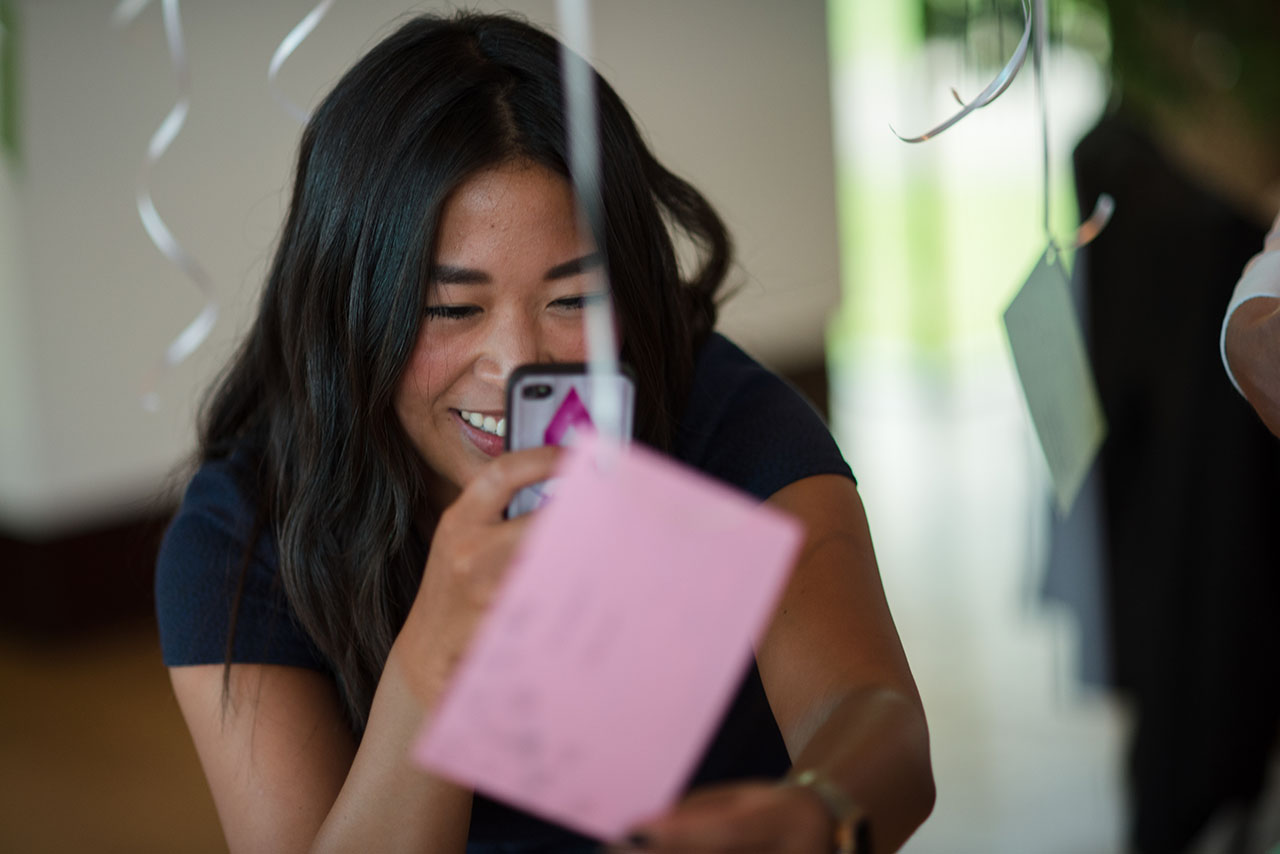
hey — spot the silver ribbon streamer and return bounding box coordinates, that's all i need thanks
[555,0,624,448]
[1033,0,1050,238]
[110,0,152,27]
[268,0,335,124]
[906,0,1112,250]
[892,0,1032,143]
[1069,194,1114,250]
[114,0,218,411]
[1029,0,1113,253]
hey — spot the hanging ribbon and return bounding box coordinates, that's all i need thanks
[893,0,1113,247]
[113,0,218,411]
[110,0,152,27]
[268,0,334,124]
[1028,0,1113,254]
[0,2,17,162]
[1068,193,1114,250]
[555,0,624,449]
[1033,0,1051,241]
[892,0,1032,143]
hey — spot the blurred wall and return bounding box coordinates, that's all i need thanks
[0,0,840,537]
[0,156,39,528]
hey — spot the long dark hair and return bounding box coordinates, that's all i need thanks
[199,11,732,731]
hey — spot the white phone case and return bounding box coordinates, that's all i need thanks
[505,366,635,517]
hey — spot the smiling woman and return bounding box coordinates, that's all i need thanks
[153,11,933,854]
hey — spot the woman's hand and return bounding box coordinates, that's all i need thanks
[395,444,564,706]
[316,452,568,852]
[1225,209,1280,437]
[615,781,835,853]
[1226,296,1280,437]
[315,446,566,854]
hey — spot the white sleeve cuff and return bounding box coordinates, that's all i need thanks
[1220,249,1280,395]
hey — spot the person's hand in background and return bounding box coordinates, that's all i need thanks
[1223,210,1280,437]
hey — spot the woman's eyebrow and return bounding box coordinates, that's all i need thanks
[428,253,602,284]
[429,265,490,285]
[545,252,603,280]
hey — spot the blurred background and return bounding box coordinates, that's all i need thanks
[0,1,1277,851]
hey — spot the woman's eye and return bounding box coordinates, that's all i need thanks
[552,293,606,311]
[425,305,479,320]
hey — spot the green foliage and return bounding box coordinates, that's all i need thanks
[0,0,17,164]
[922,0,1110,68]
[1083,0,1280,135]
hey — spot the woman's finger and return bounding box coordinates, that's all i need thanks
[452,513,538,602]
[451,444,565,521]
[1266,207,1280,252]
[659,784,831,852]
[626,783,830,853]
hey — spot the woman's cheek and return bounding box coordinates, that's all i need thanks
[547,318,590,362]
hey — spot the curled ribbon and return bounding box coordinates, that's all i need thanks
[113,0,218,411]
[891,0,1032,143]
[1067,193,1114,251]
[1028,0,1113,253]
[268,0,335,124]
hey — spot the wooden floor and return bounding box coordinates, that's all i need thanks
[0,622,225,853]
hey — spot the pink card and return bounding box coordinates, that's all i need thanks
[412,436,804,840]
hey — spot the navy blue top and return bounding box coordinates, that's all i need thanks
[156,333,853,848]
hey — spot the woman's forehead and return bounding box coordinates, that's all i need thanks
[433,163,593,260]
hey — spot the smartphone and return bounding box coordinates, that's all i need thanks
[504,363,636,517]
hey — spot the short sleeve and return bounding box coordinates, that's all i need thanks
[155,455,329,672]
[675,334,854,500]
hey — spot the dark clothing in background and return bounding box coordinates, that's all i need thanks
[155,333,853,848]
[1074,114,1280,853]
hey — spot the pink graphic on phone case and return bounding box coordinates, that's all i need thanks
[543,387,593,446]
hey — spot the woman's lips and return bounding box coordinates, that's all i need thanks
[454,410,504,457]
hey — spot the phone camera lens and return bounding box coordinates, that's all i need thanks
[523,384,553,400]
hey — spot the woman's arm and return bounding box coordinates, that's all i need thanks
[760,475,934,850]
[169,445,564,853]
[170,652,471,853]
[628,474,934,853]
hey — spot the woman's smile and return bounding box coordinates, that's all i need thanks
[456,408,507,439]
[453,408,507,457]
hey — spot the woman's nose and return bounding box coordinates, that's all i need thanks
[474,311,544,386]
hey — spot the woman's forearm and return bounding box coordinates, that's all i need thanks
[789,685,935,853]
[309,447,567,851]
[312,644,473,853]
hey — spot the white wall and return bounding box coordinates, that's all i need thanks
[0,156,41,528]
[3,0,839,535]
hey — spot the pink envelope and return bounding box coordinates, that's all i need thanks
[412,436,805,840]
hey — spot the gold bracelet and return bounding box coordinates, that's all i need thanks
[782,769,871,854]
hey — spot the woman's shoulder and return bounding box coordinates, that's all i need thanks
[159,446,274,579]
[172,446,263,535]
[675,333,854,500]
[155,445,328,673]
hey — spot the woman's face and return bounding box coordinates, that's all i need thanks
[394,162,601,511]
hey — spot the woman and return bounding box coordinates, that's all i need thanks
[156,11,934,853]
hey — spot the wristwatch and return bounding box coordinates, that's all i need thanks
[783,769,872,854]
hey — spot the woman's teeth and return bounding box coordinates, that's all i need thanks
[459,409,506,438]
